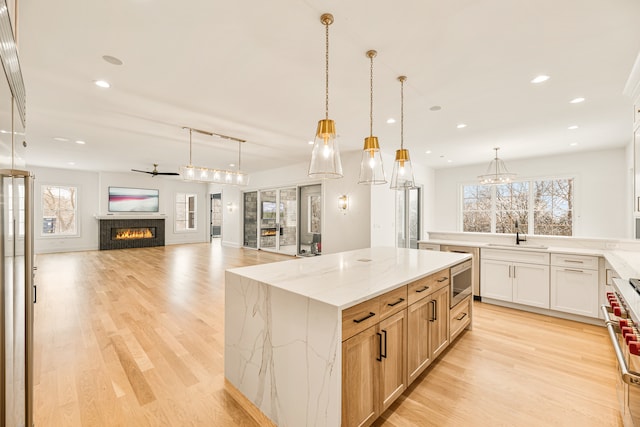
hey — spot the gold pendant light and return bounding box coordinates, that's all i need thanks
[358,50,387,185]
[390,76,416,190]
[308,13,343,179]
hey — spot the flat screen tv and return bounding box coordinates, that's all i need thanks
[262,201,277,219]
[108,187,159,212]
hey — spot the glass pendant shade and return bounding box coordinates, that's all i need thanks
[358,136,386,184]
[477,147,516,184]
[390,148,415,189]
[309,118,343,178]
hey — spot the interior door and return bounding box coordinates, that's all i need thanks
[259,188,297,255]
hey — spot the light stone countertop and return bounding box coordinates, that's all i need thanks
[226,247,470,310]
[418,238,605,257]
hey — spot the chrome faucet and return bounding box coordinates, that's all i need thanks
[515,219,527,245]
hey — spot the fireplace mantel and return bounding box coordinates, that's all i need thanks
[95,214,167,220]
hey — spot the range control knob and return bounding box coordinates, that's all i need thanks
[620,319,630,328]
[615,307,623,317]
[631,341,640,356]
[622,327,634,338]
[627,334,638,344]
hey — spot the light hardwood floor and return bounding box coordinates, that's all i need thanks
[34,242,622,426]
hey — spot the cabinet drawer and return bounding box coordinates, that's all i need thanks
[481,248,549,265]
[450,296,471,341]
[342,298,380,341]
[379,286,408,320]
[550,253,598,270]
[408,269,449,305]
[418,243,440,251]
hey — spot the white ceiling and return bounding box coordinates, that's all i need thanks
[17,0,640,177]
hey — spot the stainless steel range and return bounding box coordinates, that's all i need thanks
[603,278,640,426]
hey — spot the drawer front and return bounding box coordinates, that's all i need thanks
[408,269,450,305]
[450,296,471,341]
[418,243,440,251]
[379,286,408,320]
[550,253,598,270]
[481,248,549,265]
[342,297,380,341]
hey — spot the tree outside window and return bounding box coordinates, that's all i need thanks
[42,185,77,235]
[462,178,573,236]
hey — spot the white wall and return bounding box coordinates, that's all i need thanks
[33,166,209,253]
[432,148,628,239]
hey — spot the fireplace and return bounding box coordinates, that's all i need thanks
[99,218,165,250]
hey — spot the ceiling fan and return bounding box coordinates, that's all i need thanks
[131,163,179,177]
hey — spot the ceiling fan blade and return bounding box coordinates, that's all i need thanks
[131,169,154,174]
[156,172,180,176]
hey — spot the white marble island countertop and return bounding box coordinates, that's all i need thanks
[227,247,470,310]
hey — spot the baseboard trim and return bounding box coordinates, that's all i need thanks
[224,379,276,427]
[481,298,602,326]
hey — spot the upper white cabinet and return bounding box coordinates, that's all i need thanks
[550,254,599,318]
[480,248,550,309]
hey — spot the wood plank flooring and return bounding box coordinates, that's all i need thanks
[33,242,622,426]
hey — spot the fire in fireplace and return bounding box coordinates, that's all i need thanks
[112,227,156,240]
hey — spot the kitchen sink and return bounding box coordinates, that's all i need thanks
[486,243,548,250]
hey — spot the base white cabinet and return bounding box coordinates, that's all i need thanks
[480,248,550,309]
[550,254,599,318]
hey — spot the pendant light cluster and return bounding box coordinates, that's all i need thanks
[180,127,249,186]
[308,12,416,191]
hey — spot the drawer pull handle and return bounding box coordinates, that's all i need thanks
[564,268,584,273]
[565,260,584,264]
[437,277,448,283]
[416,286,430,293]
[456,312,468,321]
[387,298,405,307]
[353,312,375,323]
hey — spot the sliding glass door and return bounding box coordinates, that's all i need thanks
[258,188,297,255]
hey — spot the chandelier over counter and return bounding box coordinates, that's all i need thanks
[477,147,516,184]
[308,12,343,179]
[358,49,387,185]
[390,76,416,190]
[180,127,249,186]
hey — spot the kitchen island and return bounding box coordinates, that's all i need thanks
[224,247,470,427]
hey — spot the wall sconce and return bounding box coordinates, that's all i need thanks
[227,202,234,212]
[338,194,348,213]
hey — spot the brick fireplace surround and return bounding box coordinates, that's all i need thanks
[98,217,165,250]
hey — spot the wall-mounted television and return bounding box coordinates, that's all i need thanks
[108,187,159,212]
[262,201,277,219]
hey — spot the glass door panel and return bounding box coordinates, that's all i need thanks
[243,191,258,248]
[259,190,277,250]
[278,187,297,256]
[396,187,421,249]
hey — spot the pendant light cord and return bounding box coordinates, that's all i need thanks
[325,20,330,120]
[400,77,405,150]
[238,140,242,172]
[369,53,374,137]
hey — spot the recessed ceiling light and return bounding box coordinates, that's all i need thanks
[102,55,123,66]
[430,106,442,111]
[568,125,579,130]
[569,142,579,146]
[0,129,9,134]
[94,80,111,88]
[75,140,86,145]
[229,163,235,167]
[386,118,396,124]
[67,162,75,166]
[456,123,467,129]
[425,150,432,154]
[570,97,585,104]
[53,137,69,142]
[447,159,453,163]
[531,75,550,84]
[308,140,314,145]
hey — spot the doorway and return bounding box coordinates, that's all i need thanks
[210,193,222,240]
[258,187,297,256]
[298,184,321,256]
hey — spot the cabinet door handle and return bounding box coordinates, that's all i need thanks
[381,329,387,359]
[387,298,405,307]
[353,312,375,323]
[564,268,584,273]
[430,300,437,322]
[565,260,584,264]
[508,265,512,278]
[513,266,516,279]
[437,277,447,283]
[376,332,383,362]
[456,312,468,321]
[415,286,430,293]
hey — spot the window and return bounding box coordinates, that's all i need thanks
[41,185,77,236]
[461,178,573,236]
[175,193,197,231]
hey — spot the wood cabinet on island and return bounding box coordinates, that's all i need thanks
[224,247,471,427]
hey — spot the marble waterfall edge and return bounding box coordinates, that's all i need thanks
[225,270,341,426]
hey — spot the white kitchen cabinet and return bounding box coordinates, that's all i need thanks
[480,248,550,309]
[550,254,599,318]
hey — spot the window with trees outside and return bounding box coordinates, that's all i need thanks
[175,193,197,231]
[42,185,77,236]
[462,178,573,236]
